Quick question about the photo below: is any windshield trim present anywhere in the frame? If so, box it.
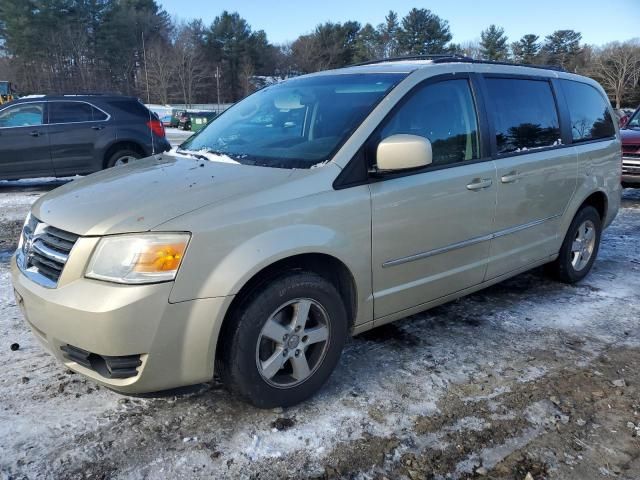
[178,72,409,169]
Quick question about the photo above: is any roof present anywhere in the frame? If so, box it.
[12,94,140,102]
[316,54,570,77]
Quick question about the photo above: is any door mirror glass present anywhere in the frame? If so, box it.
[376,134,432,171]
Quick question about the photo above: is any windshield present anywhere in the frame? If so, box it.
[179,73,407,168]
[625,108,640,129]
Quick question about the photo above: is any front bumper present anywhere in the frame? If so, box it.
[11,255,233,393]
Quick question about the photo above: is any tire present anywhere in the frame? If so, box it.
[546,205,602,284]
[105,149,142,168]
[218,271,348,408]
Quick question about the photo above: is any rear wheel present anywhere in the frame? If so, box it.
[105,149,142,168]
[547,205,602,284]
[218,271,348,408]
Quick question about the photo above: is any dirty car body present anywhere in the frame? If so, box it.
[11,59,621,407]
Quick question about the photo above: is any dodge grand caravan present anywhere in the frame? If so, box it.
[11,57,621,408]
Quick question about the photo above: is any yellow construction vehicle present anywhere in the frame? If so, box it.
[0,81,16,105]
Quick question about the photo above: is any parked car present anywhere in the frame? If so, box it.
[178,110,216,132]
[621,106,640,188]
[12,57,621,408]
[0,95,171,180]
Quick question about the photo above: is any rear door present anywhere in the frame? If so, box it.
[47,101,112,176]
[481,76,577,279]
[370,76,498,319]
[0,102,53,180]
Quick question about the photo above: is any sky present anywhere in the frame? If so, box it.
[159,0,639,46]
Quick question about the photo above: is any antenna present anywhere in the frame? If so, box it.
[141,31,155,154]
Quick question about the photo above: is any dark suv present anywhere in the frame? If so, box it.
[0,95,171,180]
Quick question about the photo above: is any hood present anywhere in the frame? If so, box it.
[32,153,297,236]
[621,128,640,145]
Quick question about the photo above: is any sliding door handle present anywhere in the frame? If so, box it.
[466,178,493,191]
[501,171,520,183]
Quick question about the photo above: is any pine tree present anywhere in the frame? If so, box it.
[480,24,508,61]
[398,8,452,55]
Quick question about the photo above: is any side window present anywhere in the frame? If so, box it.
[560,80,615,142]
[0,103,44,128]
[379,79,480,166]
[485,78,561,154]
[92,106,108,121]
[49,102,93,123]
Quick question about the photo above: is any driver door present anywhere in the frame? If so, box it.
[0,102,53,179]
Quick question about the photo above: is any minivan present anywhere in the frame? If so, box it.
[0,95,171,180]
[11,57,621,408]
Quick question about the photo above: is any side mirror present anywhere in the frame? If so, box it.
[376,134,432,172]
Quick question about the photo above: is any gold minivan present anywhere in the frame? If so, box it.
[12,57,621,407]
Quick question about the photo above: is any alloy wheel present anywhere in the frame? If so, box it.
[255,298,331,388]
[571,219,596,271]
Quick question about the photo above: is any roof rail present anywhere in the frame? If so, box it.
[44,93,109,97]
[352,54,470,66]
[351,54,566,72]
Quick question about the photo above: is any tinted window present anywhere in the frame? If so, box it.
[92,106,108,121]
[379,79,480,166]
[486,79,561,154]
[561,80,615,142]
[49,102,93,123]
[0,103,44,127]
[106,99,152,118]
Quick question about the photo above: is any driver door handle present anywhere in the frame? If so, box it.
[466,178,493,191]
[91,125,105,130]
[30,130,41,137]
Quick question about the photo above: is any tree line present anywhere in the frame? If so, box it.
[0,0,639,108]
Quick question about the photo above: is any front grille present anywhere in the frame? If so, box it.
[622,156,640,176]
[17,216,79,288]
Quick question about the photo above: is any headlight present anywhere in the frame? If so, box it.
[85,233,190,284]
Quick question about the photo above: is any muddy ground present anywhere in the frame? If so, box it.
[1,182,639,480]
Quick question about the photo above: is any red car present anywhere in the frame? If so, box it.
[621,107,640,187]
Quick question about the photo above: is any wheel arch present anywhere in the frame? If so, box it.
[579,190,608,221]
[214,252,358,364]
[102,140,147,168]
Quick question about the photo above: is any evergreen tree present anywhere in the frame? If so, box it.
[398,8,452,55]
[541,30,583,69]
[511,34,540,64]
[480,24,508,61]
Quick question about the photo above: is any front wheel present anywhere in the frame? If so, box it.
[218,272,348,408]
[547,205,602,284]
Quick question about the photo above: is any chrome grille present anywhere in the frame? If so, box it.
[17,216,79,288]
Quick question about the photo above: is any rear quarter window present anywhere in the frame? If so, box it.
[560,80,615,142]
[104,99,154,120]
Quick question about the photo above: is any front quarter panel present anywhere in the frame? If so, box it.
[163,164,373,326]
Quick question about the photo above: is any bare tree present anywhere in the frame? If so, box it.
[460,40,482,60]
[173,22,208,107]
[146,40,175,104]
[239,56,255,97]
[591,40,640,108]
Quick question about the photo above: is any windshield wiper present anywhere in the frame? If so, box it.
[176,148,240,165]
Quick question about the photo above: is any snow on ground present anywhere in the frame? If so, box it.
[0,183,639,479]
